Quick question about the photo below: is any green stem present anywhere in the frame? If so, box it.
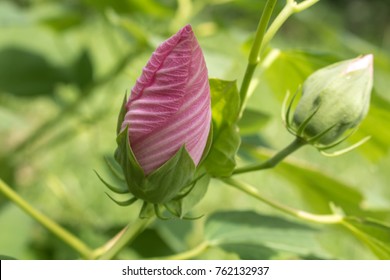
[156,241,210,260]
[261,0,320,54]
[96,216,154,260]
[239,0,319,115]
[239,0,277,114]
[233,137,306,175]
[222,177,343,224]
[248,0,278,65]
[0,178,93,259]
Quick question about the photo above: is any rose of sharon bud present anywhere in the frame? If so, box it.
[291,54,373,146]
[114,25,211,206]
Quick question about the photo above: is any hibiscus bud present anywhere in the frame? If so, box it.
[114,25,211,208]
[122,24,210,174]
[289,54,373,147]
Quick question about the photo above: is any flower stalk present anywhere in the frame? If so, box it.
[239,0,320,115]
[239,0,277,115]
[96,216,155,260]
[0,178,93,259]
[223,177,344,224]
[233,137,306,175]
[261,0,320,54]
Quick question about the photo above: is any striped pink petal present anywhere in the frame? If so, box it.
[121,25,211,175]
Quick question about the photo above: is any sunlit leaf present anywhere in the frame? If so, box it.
[342,217,390,260]
[204,79,241,177]
[205,124,240,177]
[205,210,328,259]
[263,50,339,101]
[350,92,390,161]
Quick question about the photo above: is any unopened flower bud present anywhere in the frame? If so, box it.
[289,54,373,147]
[112,25,211,211]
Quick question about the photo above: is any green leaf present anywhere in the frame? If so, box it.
[241,145,365,215]
[131,228,175,258]
[154,219,194,253]
[40,12,83,32]
[216,244,276,260]
[204,79,241,177]
[238,109,271,135]
[209,79,240,127]
[264,50,339,101]
[277,162,364,215]
[205,210,328,259]
[0,47,68,97]
[0,255,17,260]
[204,124,241,177]
[350,92,390,161]
[71,49,94,90]
[342,217,390,260]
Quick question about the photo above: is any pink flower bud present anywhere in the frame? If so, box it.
[121,25,211,175]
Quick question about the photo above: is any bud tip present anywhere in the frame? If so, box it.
[345,54,373,75]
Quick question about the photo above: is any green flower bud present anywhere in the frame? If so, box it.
[289,54,373,147]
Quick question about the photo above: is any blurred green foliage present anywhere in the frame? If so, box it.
[0,0,389,259]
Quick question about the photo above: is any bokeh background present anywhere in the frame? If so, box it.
[0,0,389,259]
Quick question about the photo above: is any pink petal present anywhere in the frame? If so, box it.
[344,54,373,77]
[122,25,211,175]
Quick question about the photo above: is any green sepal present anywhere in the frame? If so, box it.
[114,92,208,211]
[153,204,170,220]
[165,168,210,218]
[105,193,138,206]
[116,93,128,135]
[115,126,145,199]
[144,145,196,204]
[164,203,204,220]
[139,202,154,219]
[115,125,197,204]
[94,169,129,194]
[104,156,125,181]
